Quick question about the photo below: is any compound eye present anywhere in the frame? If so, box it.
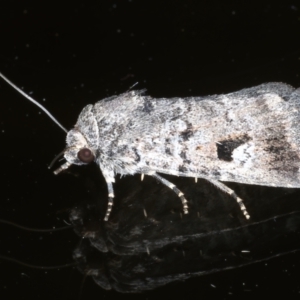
[77,148,95,163]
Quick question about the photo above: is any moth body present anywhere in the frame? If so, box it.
[1,71,299,221]
[62,83,300,220]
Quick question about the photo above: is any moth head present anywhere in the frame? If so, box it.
[0,73,98,175]
[52,129,96,174]
[53,104,99,174]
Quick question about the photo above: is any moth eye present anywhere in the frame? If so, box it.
[77,148,95,163]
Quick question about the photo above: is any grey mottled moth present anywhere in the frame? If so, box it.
[2,72,300,221]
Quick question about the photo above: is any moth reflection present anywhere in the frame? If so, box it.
[69,168,300,293]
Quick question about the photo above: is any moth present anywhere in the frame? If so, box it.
[2,72,300,221]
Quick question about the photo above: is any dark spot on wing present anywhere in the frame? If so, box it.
[162,162,170,169]
[212,169,221,177]
[165,147,172,155]
[180,150,191,165]
[281,96,290,102]
[142,98,154,113]
[180,151,187,159]
[216,134,251,162]
[264,132,300,174]
[132,147,141,162]
[180,122,194,141]
[198,166,209,176]
[178,165,188,173]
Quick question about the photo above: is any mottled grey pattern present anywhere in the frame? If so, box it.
[62,83,300,220]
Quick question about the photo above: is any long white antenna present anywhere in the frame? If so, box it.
[0,72,68,133]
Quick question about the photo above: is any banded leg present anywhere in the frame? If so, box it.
[104,181,115,221]
[152,173,189,214]
[202,177,250,219]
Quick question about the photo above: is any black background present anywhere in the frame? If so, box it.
[1,1,300,299]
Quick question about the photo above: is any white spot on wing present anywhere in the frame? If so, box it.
[232,142,255,168]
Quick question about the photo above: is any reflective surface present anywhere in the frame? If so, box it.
[1,1,300,299]
[72,169,300,292]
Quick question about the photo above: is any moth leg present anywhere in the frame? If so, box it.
[203,177,250,219]
[152,173,189,214]
[104,181,114,221]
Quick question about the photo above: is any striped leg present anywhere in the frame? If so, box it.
[104,181,114,221]
[152,173,189,214]
[202,177,250,219]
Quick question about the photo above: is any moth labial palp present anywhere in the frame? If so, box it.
[2,71,300,222]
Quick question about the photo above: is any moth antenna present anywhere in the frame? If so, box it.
[0,72,68,133]
[0,219,73,232]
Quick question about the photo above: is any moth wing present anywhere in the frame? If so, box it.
[125,83,300,187]
[93,85,300,188]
